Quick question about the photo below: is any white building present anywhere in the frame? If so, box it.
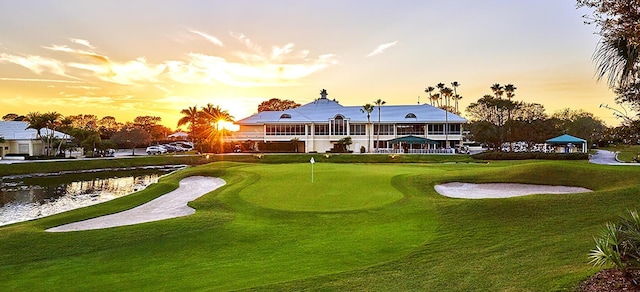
[0,121,71,158]
[232,90,467,153]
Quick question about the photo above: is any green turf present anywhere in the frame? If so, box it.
[1,160,638,291]
[605,145,640,162]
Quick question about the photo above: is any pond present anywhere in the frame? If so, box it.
[0,165,185,226]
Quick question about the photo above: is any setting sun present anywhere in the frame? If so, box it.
[218,120,239,132]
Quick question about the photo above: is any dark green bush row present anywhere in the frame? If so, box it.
[471,151,588,160]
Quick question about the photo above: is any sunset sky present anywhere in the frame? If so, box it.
[0,1,622,129]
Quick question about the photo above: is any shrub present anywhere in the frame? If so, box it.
[590,210,640,283]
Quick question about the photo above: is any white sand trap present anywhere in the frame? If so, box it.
[47,176,226,232]
[434,182,592,199]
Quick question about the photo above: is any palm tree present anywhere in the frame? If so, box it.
[360,103,375,153]
[431,93,441,107]
[503,84,517,152]
[491,83,504,99]
[451,81,460,101]
[452,94,463,114]
[177,106,200,133]
[26,111,61,156]
[593,37,639,88]
[504,84,517,100]
[374,99,386,152]
[424,86,435,106]
[201,103,234,131]
[440,87,454,149]
[198,103,234,153]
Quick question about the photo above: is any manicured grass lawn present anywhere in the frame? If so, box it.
[1,159,638,291]
[606,145,640,162]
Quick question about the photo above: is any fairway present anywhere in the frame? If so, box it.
[1,160,640,291]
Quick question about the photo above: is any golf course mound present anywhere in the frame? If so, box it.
[434,182,592,199]
[239,163,404,212]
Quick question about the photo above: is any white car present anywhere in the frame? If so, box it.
[146,145,167,155]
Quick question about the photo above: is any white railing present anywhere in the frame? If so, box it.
[374,148,455,154]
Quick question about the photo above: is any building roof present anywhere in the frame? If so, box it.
[545,134,587,144]
[0,121,70,140]
[236,92,467,125]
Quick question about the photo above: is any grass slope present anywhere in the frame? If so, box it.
[1,160,639,291]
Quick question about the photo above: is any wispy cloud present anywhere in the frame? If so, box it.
[70,38,96,49]
[366,41,398,57]
[44,45,110,63]
[190,30,224,47]
[1,31,337,88]
[0,53,71,77]
[0,77,81,83]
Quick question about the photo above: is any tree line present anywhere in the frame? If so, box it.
[2,112,172,157]
[465,83,609,150]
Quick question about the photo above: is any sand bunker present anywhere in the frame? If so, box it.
[434,182,591,199]
[47,176,225,232]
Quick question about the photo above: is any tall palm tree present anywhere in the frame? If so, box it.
[177,106,200,133]
[490,83,504,99]
[451,81,460,101]
[431,93,441,107]
[440,88,454,149]
[360,103,375,153]
[504,84,517,100]
[424,86,435,106]
[374,99,386,152]
[503,84,517,152]
[201,103,234,131]
[453,94,463,113]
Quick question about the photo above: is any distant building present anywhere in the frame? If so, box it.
[231,90,467,153]
[0,121,71,158]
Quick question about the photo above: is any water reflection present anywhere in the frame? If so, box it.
[0,167,182,226]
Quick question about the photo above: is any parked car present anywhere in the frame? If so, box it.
[162,144,180,152]
[146,145,167,155]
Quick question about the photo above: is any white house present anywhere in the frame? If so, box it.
[231,90,467,153]
[0,121,71,158]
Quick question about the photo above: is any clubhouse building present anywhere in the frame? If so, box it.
[232,90,467,153]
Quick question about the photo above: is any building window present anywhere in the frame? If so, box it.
[280,114,291,119]
[331,115,347,135]
[349,124,366,135]
[427,124,461,135]
[374,124,394,135]
[265,124,305,135]
[447,124,461,134]
[428,124,444,135]
[314,124,329,135]
[405,113,417,119]
[396,124,424,135]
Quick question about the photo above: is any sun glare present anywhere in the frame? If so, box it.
[218,120,240,131]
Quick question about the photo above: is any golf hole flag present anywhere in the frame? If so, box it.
[310,157,315,182]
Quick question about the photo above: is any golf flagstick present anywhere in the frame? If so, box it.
[310,157,315,183]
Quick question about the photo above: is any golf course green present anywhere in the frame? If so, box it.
[1,158,639,291]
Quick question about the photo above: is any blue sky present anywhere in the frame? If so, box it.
[0,0,618,128]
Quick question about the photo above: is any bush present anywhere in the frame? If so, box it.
[471,151,588,160]
[590,210,640,283]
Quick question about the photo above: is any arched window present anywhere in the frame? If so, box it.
[331,114,347,135]
[280,114,291,119]
[405,113,417,119]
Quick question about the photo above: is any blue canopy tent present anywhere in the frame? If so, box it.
[545,134,587,153]
[388,135,438,145]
